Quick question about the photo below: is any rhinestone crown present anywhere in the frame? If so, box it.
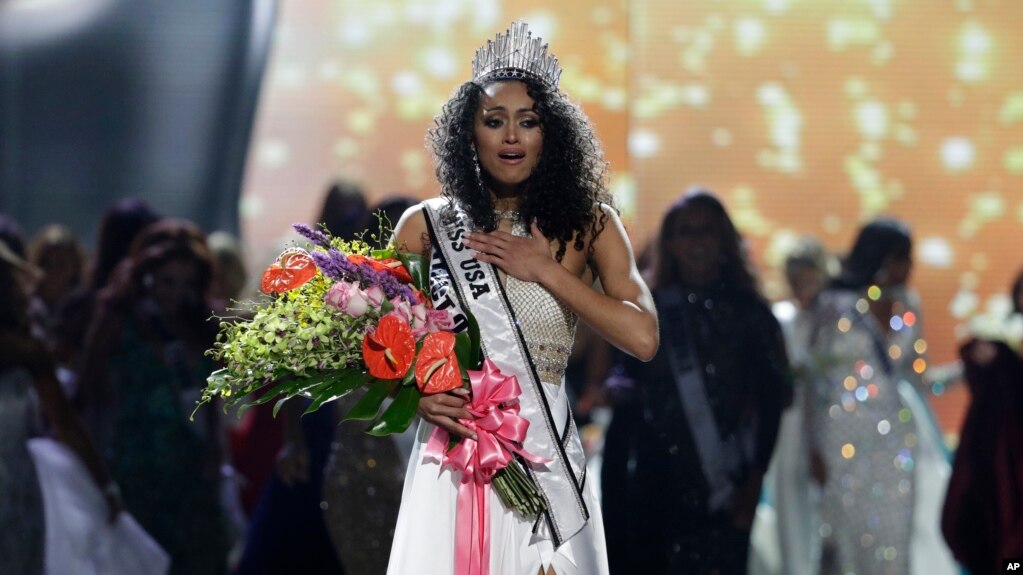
[471,21,562,90]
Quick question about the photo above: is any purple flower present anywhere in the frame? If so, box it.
[310,246,418,304]
[356,262,417,303]
[293,223,332,249]
[311,249,359,281]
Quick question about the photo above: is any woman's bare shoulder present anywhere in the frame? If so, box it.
[393,202,430,257]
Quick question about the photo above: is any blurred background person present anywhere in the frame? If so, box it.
[0,215,28,260]
[751,237,833,575]
[26,224,86,341]
[942,268,1023,575]
[318,179,369,238]
[0,238,121,575]
[804,218,956,575]
[207,230,251,303]
[602,189,790,574]
[78,219,229,575]
[55,198,161,404]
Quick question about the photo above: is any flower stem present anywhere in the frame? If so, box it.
[492,461,546,519]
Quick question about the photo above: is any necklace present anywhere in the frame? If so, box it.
[493,209,521,222]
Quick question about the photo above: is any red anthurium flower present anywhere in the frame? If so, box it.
[348,254,413,284]
[362,315,416,379]
[414,332,462,394]
[261,248,318,294]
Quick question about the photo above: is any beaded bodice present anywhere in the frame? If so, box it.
[502,219,577,386]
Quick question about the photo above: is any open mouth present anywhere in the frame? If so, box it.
[499,151,525,160]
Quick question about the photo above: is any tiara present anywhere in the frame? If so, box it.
[471,21,562,90]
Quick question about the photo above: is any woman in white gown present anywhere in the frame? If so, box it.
[386,21,658,575]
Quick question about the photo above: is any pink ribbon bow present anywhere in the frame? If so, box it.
[424,359,549,575]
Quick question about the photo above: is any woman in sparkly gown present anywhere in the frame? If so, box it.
[385,22,658,575]
[805,219,955,575]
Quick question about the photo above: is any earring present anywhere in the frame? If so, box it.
[471,145,485,196]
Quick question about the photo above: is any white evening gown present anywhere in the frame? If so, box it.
[387,260,609,575]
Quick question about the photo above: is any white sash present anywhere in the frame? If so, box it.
[422,198,589,546]
[659,287,754,513]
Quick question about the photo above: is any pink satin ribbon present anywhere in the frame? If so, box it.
[424,359,549,575]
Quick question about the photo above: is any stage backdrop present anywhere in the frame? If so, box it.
[241,0,1023,434]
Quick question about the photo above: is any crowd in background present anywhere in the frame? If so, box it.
[1,182,1021,575]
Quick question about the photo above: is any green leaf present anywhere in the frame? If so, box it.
[465,310,482,368]
[396,253,428,292]
[343,378,396,421]
[269,374,332,417]
[454,331,473,370]
[365,385,420,436]
[233,375,307,417]
[371,248,395,260]
[304,370,370,415]
[272,394,292,417]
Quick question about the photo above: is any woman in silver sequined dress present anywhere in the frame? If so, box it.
[384,22,658,575]
[805,219,956,575]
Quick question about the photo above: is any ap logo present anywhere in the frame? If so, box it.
[1008,562,1022,571]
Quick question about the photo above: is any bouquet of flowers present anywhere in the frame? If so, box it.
[198,223,474,435]
[198,223,545,519]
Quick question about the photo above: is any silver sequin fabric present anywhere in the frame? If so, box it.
[502,220,577,386]
[805,289,928,575]
[322,394,405,574]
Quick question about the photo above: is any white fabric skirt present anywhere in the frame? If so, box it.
[387,420,609,575]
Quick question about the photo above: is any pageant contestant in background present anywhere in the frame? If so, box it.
[78,220,229,575]
[942,268,1023,575]
[601,190,790,574]
[804,218,956,575]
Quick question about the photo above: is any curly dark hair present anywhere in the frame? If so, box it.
[427,77,613,262]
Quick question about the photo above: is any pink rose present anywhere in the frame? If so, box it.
[425,309,455,334]
[389,296,412,322]
[325,281,386,317]
[408,303,430,337]
[387,297,430,338]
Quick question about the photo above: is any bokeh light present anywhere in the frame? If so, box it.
[240,1,1023,433]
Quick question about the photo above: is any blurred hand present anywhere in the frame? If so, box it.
[276,441,310,486]
[417,390,476,440]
